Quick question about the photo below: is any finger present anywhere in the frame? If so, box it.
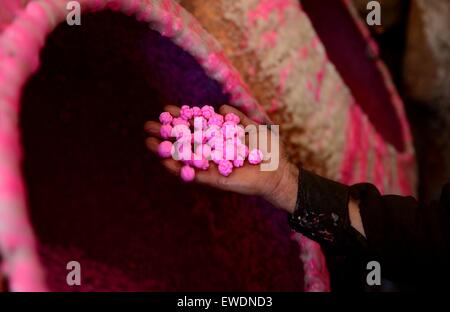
[161,158,182,176]
[144,121,161,136]
[164,105,181,117]
[145,137,161,154]
[219,104,259,127]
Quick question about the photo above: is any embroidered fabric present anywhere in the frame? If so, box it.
[288,169,367,254]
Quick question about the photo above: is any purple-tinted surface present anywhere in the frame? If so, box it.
[19,12,304,291]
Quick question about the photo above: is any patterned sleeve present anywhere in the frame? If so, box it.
[288,169,367,255]
[288,168,450,287]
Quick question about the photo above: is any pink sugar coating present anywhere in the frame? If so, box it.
[192,130,204,145]
[195,144,212,159]
[218,160,233,177]
[174,142,193,162]
[192,106,202,117]
[158,141,173,158]
[204,125,221,140]
[248,149,263,165]
[159,111,173,125]
[211,149,224,165]
[224,141,238,160]
[158,106,260,179]
[192,157,209,170]
[160,124,173,139]
[207,137,218,149]
[180,105,193,120]
[208,113,224,127]
[225,113,240,124]
[233,158,244,168]
[193,116,207,130]
[172,124,191,140]
[237,144,249,158]
[201,105,215,119]
[180,165,196,182]
[172,117,190,127]
[222,121,237,138]
[236,125,245,138]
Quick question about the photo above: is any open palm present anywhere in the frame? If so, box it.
[145,104,298,213]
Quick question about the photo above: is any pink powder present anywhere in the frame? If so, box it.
[374,133,387,194]
[279,62,293,94]
[298,45,309,60]
[261,30,278,48]
[340,104,362,184]
[247,0,292,26]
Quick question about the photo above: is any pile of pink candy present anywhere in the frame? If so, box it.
[157,105,263,182]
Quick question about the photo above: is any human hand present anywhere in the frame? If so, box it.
[145,105,299,213]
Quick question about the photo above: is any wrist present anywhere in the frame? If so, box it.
[263,162,299,214]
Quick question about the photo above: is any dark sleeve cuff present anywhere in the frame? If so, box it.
[288,169,366,253]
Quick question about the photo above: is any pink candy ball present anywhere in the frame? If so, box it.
[173,142,192,162]
[192,132,204,145]
[237,144,249,158]
[204,125,221,140]
[218,160,233,177]
[211,149,224,165]
[208,113,224,127]
[180,165,196,182]
[158,141,173,158]
[201,105,215,119]
[224,141,238,160]
[172,117,190,127]
[248,149,263,165]
[233,158,244,168]
[160,124,173,139]
[222,121,237,138]
[193,116,207,130]
[192,106,202,117]
[156,106,265,182]
[196,144,212,159]
[235,125,245,138]
[225,112,240,124]
[180,105,193,120]
[192,157,209,170]
[207,137,218,149]
[159,112,173,125]
[172,125,191,142]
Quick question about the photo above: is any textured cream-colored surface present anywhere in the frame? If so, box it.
[181,0,354,179]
